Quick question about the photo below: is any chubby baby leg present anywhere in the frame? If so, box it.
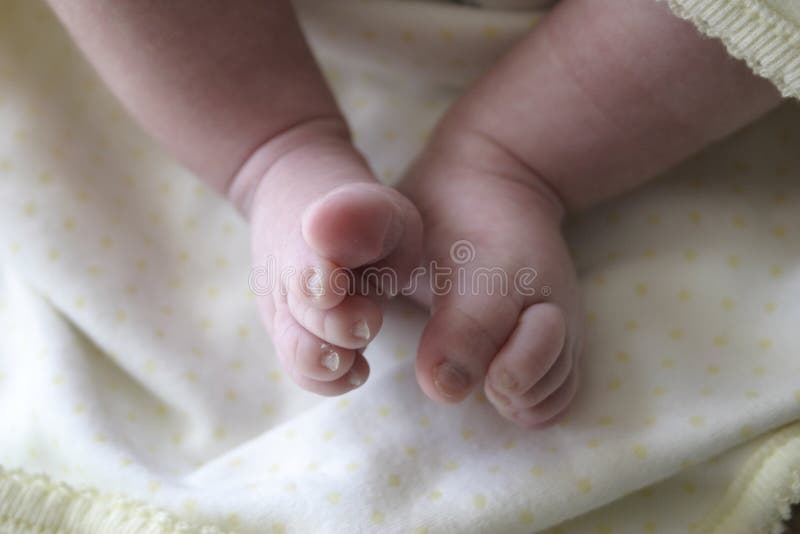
[401,0,780,426]
[46,0,423,395]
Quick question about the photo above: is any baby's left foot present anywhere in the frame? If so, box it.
[400,129,584,428]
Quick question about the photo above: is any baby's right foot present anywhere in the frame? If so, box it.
[239,120,423,395]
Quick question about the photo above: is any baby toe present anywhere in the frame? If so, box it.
[289,352,370,397]
[509,369,579,429]
[486,302,566,399]
[287,291,382,349]
[272,304,357,383]
[302,182,422,274]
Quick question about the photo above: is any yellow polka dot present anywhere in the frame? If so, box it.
[646,213,661,225]
[327,492,341,504]
[393,346,410,360]
[745,391,760,399]
[731,215,746,228]
[643,417,657,427]
[577,478,593,494]
[713,335,728,347]
[148,480,161,492]
[706,364,720,375]
[337,398,351,409]
[684,249,697,262]
[593,275,606,286]
[688,211,702,224]
[677,289,692,302]
[429,491,443,500]
[652,386,667,397]
[23,201,37,217]
[635,283,648,296]
[752,367,766,376]
[414,528,429,534]
[661,358,674,369]
[499,439,516,450]
[759,338,773,350]
[771,225,787,238]
[439,28,454,41]
[401,30,415,43]
[271,524,286,534]
[378,406,390,417]
[405,447,417,458]
[700,386,713,396]
[727,255,740,269]
[530,466,544,477]
[346,462,359,472]
[644,522,658,533]
[461,428,474,441]
[387,474,400,487]
[764,302,777,314]
[607,377,622,391]
[473,494,487,510]
[689,416,705,428]
[624,320,638,331]
[770,265,784,278]
[632,444,648,459]
[597,416,614,426]
[519,509,535,525]
[419,417,430,427]
[444,460,459,471]
[720,297,735,310]
[322,430,335,441]
[669,328,683,340]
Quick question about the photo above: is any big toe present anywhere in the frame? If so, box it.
[416,292,522,404]
[302,183,422,275]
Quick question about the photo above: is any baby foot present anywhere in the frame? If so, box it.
[240,120,422,395]
[400,128,584,427]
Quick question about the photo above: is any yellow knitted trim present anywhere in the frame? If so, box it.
[663,0,800,99]
[0,466,229,534]
[691,421,800,534]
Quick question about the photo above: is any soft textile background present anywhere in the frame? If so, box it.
[1,0,800,532]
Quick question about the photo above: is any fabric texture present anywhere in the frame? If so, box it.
[1,0,800,532]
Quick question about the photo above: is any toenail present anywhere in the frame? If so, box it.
[305,269,324,299]
[434,362,471,400]
[497,370,518,392]
[348,371,363,387]
[487,385,512,407]
[352,320,371,341]
[320,344,340,372]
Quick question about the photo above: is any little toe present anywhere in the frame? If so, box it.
[290,351,370,396]
[486,302,566,399]
[287,291,382,349]
[509,369,580,429]
[272,305,357,383]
